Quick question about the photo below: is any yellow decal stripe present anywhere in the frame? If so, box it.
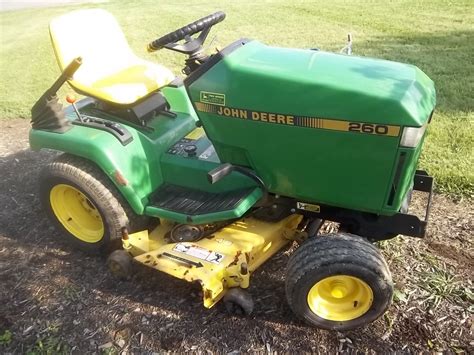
[195,102,219,113]
[185,127,205,140]
[194,102,401,137]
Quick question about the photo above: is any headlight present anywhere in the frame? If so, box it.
[400,123,428,148]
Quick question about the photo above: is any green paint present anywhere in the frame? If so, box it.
[30,40,435,222]
[29,85,259,222]
[145,187,262,224]
[30,86,198,214]
[188,41,436,214]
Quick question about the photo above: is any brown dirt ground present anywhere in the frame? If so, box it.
[0,118,473,353]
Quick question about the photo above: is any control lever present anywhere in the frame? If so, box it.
[207,163,234,184]
[207,163,269,204]
[66,94,83,122]
[208,163,266,188]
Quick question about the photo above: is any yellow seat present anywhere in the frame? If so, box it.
[49,9,175,105]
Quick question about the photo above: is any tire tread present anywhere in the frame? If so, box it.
[285,233,393,330]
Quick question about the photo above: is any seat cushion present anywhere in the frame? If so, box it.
[70,61,174,105]
[49,9,175,105]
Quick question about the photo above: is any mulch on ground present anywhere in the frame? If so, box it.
[0,119,472,353]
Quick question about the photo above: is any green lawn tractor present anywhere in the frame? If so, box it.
[30,9,435,330]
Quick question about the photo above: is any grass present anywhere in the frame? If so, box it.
[27,336,69,355]
[0,330,12,345]
[26,321,69,355]
[0,0,473,196]
[417,252,473,310]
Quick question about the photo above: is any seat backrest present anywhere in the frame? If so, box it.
[49,9,139,86]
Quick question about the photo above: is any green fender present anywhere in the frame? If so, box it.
[30,87,198,215]
[30,124,158,214]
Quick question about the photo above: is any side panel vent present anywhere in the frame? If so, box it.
[387,152,406,206]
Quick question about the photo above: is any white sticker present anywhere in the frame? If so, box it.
[205,251,225,264]
[198,146,216,160]
[215,238,233,246]
[173,243,224,264]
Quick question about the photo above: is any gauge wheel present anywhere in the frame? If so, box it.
[223,288,254,316]
[285,233,393,331]
[107,250,133,280]
[39,154,147,254]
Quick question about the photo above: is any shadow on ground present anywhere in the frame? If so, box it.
[1,31,473,348]
[0,147,398,352]
[1,143,472,352]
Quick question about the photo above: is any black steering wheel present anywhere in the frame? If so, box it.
[147,11,226,54]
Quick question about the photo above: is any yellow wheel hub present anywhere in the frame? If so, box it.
[50,184,104,243]
[307,275,373,321]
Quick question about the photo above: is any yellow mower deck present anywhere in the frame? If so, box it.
[124,215,303,308]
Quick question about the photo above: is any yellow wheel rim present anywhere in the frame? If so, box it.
[307,275,373,321]
[50,184,104,243]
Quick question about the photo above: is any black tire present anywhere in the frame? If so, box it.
[39,154,148,254]
[223,288,254,316]
[285,233,393,331]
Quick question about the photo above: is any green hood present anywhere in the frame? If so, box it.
[198,40,436,126]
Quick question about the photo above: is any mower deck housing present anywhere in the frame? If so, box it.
[125,215,303,308]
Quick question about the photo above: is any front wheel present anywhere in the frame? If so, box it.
[285,233,393,331]
[40,154,147,254]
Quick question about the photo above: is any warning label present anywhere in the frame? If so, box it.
[198,145,216,161]
[296,202,321,213]
[173,243,225,264]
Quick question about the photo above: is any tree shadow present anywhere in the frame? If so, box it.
[0,148,400,352]
[6,28,471,347]
[0,148,59,242]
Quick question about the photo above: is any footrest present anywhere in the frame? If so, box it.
[145,184,262,224]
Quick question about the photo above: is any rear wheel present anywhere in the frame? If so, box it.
[40,154,147,254]
[285,233,393,330]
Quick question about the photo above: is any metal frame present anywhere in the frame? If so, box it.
[294,170,434,240]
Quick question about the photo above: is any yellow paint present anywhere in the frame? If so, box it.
[307,275,373,321]
[297,202,320,212]
[185,127,205,140]
[212,105,295,125]
[195,102,215,113]
[49,9,174,105]
[50,184,104,243]
[128,215,303,308]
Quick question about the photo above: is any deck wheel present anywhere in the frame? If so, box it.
[107,250,133,280]
[223,288,254,316]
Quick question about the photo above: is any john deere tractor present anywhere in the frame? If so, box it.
[30,9,435,330]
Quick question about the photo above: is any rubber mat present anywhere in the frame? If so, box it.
[149,184,255,216]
